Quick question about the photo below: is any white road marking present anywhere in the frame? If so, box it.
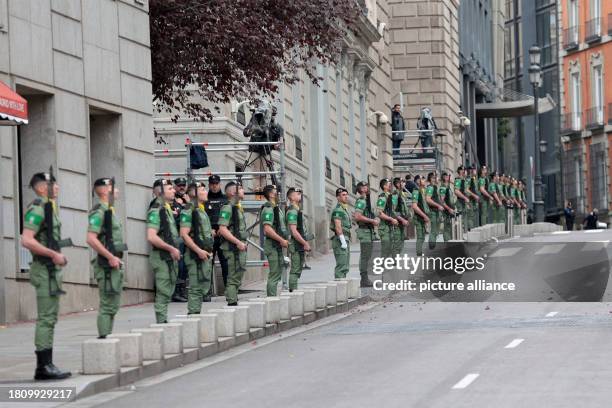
[545,311,558,317]
[552,231,570,234]
[489,247,522,258]
[452,373,480,389]
[581,241,610,251]
[534,244,565,255]
[584,229,603,233]
[504,338,524,349]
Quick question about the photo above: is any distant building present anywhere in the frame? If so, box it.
[559,0,611,222]
[503,0,563,220]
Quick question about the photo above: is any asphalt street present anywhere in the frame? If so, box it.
[54,229,612,408]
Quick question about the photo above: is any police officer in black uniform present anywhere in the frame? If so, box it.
[171,177,189,302]
[205,174,229,298]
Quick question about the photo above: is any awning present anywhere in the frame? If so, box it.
[0,81,28,125]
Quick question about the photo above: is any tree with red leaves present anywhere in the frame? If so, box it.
[150,0,361,121]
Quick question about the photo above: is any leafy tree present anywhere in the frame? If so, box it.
[150,0,361,121]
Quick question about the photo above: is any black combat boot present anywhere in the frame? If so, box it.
[360,276,373,288]
[34,349,71,380]
[171,281,187,302]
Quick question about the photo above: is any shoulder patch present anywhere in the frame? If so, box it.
[355,199,365,210]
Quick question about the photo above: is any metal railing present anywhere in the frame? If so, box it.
[609,103,612,125]
[391,130,442,174]
[562,26,579,50]
[560,111,581,134]
[608,13,612,36]
[585,18,602,42]
[585,106,605,129]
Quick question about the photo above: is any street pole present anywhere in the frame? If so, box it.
[533,83,544,222]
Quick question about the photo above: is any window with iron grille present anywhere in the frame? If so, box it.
[325,157,332,179]
[589,143,608,211]
[295,136,303,161]
[339,167,345,187]
[563,146,584,215]
[236,105,246,125]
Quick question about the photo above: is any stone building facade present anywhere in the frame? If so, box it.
[0,0,154,324]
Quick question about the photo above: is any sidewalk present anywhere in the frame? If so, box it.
[0,251,364,386]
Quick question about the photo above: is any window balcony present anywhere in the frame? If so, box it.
[609,103,612,125]
[609,13,612,36]
[585,18,602,43]
[585,106,605,130]
[562,26,579,51]
[560,111,581,135]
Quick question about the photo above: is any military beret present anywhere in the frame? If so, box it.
[153,179,172,189]
[174,177,187,186]
[286,187,303,197]
[93,178,113,188]
[335,187,348,196]
[208,174,221,184]
[379,178,390,189]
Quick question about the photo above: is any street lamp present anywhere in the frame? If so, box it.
[529,45,545,222]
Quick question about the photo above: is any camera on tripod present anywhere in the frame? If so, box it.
[243,101,283,154]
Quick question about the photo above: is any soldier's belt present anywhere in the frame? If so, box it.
[357,222,373,229]
[57,238,73,248]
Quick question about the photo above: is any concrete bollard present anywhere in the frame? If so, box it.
[303,286,327,308]
[252,297,280,324]
[208,309,236,337]
[224,305,250,333]
[300,289,316,312]
[281,291,304,316]
[240,302,266,328]
[347,279,360,299]
[150,323,184,354]
[323,283,338,306]
[333,280,348,302]
[175,314,218,344]
[466,230,482,242]
[108,333,143,367]
[278,296,291,320]
[131,328,164,360]
[169,318,201,349]
[82,338,121,374]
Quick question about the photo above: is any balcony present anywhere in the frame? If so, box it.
[562,26,579,51]
[560,111,581,135]
[609,103,612,125]
[585,106,605,130]
[585,18,602,43]
[609,13,612,36]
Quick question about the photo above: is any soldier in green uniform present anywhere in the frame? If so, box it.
[478,165,494,226]
[509,178,521,225]
[260,185,289,296]
[286,187,312,291]
[218,182,247,305]
[86,178,126,339]
[467,165,481,228]
[438,172,456,241]
[179,182,214,314]
[454,166,470,234]
[21,171,72,380]
[411,175,431,256]
[488,172,504,223]
[375,179,399,260]
[392,178,411,256]
[518,179,528,223]
[147,179,181,323]
[425,172,445,247]
[353,181,378,287]
[330,188,352,279]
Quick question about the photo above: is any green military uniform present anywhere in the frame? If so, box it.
[24,198,64,351]
[454,177,469,232]
[219,201,247,304]
[510,187,520,225]
[180,202,214,314]
[88,202,124,337]
[412,188,430,255]
[425,184,442,247]
[261,201,287,296]
[147,198,180,323]
[392,189,411,255]
[354,195,375,283]
[439,184,455,241]
[467,176,479,228]
[330,203,351,278]
[478,176,490,226]
[488,182,503,223]
[286,204,309,290]
[376,192,397,259]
